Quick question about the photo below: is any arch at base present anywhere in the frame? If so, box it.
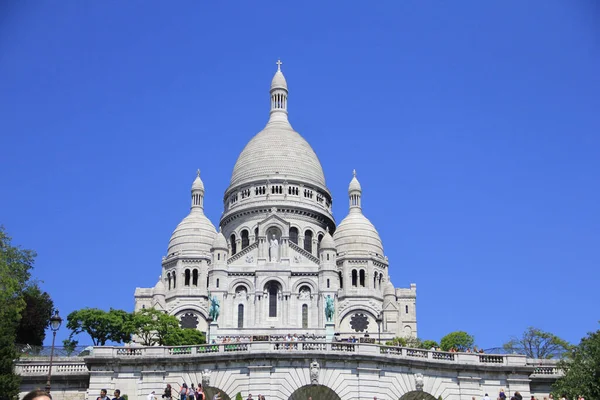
[203,387,231,400]
[399,391,438,400]
[288,384,340,400]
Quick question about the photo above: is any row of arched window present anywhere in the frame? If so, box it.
[226,184,331,211]
[350,269,384,289]
[166,269,204,290]
[229,227,325,256]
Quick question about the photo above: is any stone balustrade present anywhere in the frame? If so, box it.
[88,342,547,368]
[15,358,89,377]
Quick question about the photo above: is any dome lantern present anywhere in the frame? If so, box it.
[191,169,205,210]
[269,59,289,123]
[348,169,362,211]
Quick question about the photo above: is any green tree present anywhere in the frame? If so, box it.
[0,227,37,400]
[440,331,475,352]
[385,337,407,346]
[132,308,180,346]
[15,282,54,346]
[552,327,600,399]
[421,340,439,350]
[164,328,206,346]
[66,308,133,345]
[503,327,571,359]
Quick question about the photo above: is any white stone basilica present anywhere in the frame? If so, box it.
[134,63,417,341]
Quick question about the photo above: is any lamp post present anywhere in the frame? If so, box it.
[45,310,63,394]
[376,313,383,344]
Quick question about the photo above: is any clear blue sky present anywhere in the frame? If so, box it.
[1,1,598,349]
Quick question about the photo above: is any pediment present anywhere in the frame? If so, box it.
[257,212,290,237]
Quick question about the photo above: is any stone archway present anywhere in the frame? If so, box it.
[203,387,231,400]
[399,391,438,400]
[288,384,340,400]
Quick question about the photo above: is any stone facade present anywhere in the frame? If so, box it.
[134,63,416,341]
[16,345,560,400]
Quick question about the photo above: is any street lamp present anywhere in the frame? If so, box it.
[375,313,383,344]
[45,310,63,394]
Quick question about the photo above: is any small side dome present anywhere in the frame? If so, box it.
[333,212,384,257]
[319,230,336,251]
[384,281,395,296]
[167,210,217,256]
[153,276,166,296]
[212,230,228,250]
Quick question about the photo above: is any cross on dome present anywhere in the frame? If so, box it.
[276,59,283,71]
[197,169,201,177]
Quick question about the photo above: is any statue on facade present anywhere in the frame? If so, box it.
[310,360,320,385]
[269,234,279,262]
[202,369,211,388]
[415,373,424,391]
[325,295,335,322]
[209,296,220,322]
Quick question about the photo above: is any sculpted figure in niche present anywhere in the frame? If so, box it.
[269,234,279,262]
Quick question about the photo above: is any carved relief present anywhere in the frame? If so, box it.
[310,360,320,385]
[415,373,424,391]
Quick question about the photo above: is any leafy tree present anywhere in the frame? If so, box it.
[66,308,133,345]
[63,338,79,356]
[421,340,440,350]
[236,393,243,400]
[163,328,206,346]
[0,227,37,400]
[503,327,571,359]
[552,327,600,399]
[440,331,475,352]
[15,282,54,346]
[385,337,407,346]
[132,308,180,346]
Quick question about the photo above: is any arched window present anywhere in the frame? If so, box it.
[359,270,366,287]
[238,304,244,328]
[206,276,209,288]
[304,230,313,253]
[173,274,176,288]
[192,270,198,286]
[185,269,191,286]
[241,229,249,249]
[352,270,358,287]
[230,234,237,255]
[254,227,258,242]
[327,279,330,288]
[373,272,377,289]
[216,278,220,288]
[379,274,382,289]
[338,271,343,289]
[302,304,308,329]
[317,234,323,254]
[267,281,279,317]
[167,273,171,290]
[405,305,409,314]
[289,227,298,245]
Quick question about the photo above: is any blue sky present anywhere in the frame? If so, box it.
[1,1,598,349]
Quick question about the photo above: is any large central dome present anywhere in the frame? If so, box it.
[230,123,327,188]
[229,63,327,190]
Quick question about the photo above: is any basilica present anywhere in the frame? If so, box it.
[134,63,417,342]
